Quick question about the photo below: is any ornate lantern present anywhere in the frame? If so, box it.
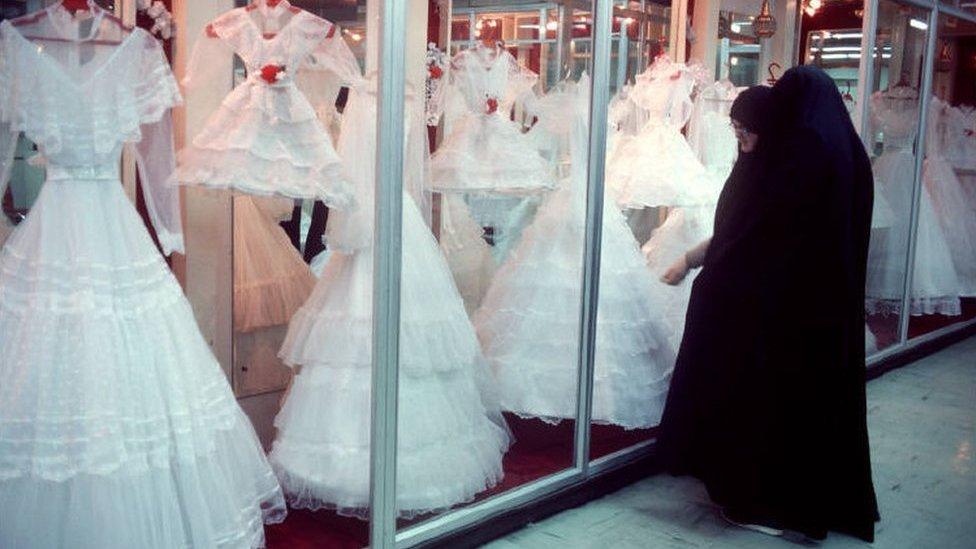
[754,0,777,39]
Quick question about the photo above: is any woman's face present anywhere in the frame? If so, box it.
[732,119,759,153]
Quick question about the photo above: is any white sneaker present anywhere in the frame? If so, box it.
[721,509,785,537]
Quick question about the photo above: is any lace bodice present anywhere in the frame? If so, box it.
[945,104,976,170]
[442,44,538,118]
[0,4,183,253]
[687,79,738,174]
[870,91,920,152]
[628,58,696,129]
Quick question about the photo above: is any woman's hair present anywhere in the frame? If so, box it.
[729,85,773,134]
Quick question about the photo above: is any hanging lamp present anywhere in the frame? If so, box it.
[754,0,777,38]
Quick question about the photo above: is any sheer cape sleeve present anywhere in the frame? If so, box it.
[302,21,362,86]
[505,52,540,122]
[133,32,184,255]
[296,21,362,130]
[183,10,241,91]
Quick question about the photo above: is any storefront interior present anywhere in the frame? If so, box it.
[1,0,974,547]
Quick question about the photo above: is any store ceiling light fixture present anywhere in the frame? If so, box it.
[909,18,928,30]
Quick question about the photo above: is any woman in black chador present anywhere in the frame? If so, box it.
[657,66,879,542]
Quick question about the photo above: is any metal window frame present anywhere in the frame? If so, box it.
[367,1,616,547]
[370,0,408,547]
[896,4,938,347]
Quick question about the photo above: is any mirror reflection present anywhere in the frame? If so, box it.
[718,0,763,85]
[800,0,867,115]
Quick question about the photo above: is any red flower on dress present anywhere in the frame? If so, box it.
[486,97,499,114]
[428,65,444,79]
[669,70,682,81]
[260,64,287,84]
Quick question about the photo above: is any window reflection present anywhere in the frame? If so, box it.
[909,14,976,338]
[863,0,933,352]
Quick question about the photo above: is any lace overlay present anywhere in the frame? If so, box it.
[430,44,554,195]
[474,78,676,428]
[606,60,720,208]
[273,79,510,519]
[178,2,360,206]
[0,7,285,547]
[866,91,962,316]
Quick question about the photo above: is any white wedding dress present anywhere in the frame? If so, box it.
[605,58,718,209]
[686,79,739,182]
[178,1,359,205]
[474,77,675,429]
[923,98,976,297]
[429,43,554,195]
[272,77,511,518]
[866,91,961,316]
[0,5,284,548]
[637,78,730,348]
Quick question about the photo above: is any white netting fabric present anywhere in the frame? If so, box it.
[178,2,359,206]
[273,80,511,519]
[0,6,285,547]
[474,76,676,429]
[430,44,555,195]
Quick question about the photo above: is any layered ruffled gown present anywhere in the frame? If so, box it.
[605,59,718,210]
[638,79,734,348]
[177,2,359,206]
[474,78,675,429]
[272,78,511,518]
[866,92,962,316]
[430,43,554,196]
[0,7,284,548]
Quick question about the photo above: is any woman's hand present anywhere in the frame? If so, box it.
[661,255,690,286]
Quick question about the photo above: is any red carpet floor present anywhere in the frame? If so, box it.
[868,297,976,349]
[266,414,654,548]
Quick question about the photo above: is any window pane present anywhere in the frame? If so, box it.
[908,14,976,339]
[863,0,932,352]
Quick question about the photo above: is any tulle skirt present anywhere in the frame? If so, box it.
[272,197,510,518]
[640,206,716,350]
[439,194,496,315]
[866,150,961,316]
[431,113,555,195]
[924,157,976,296]
[474,182,676,429]
[606,124,719,209]
[0,179,285,549]
[234,195,316,332]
